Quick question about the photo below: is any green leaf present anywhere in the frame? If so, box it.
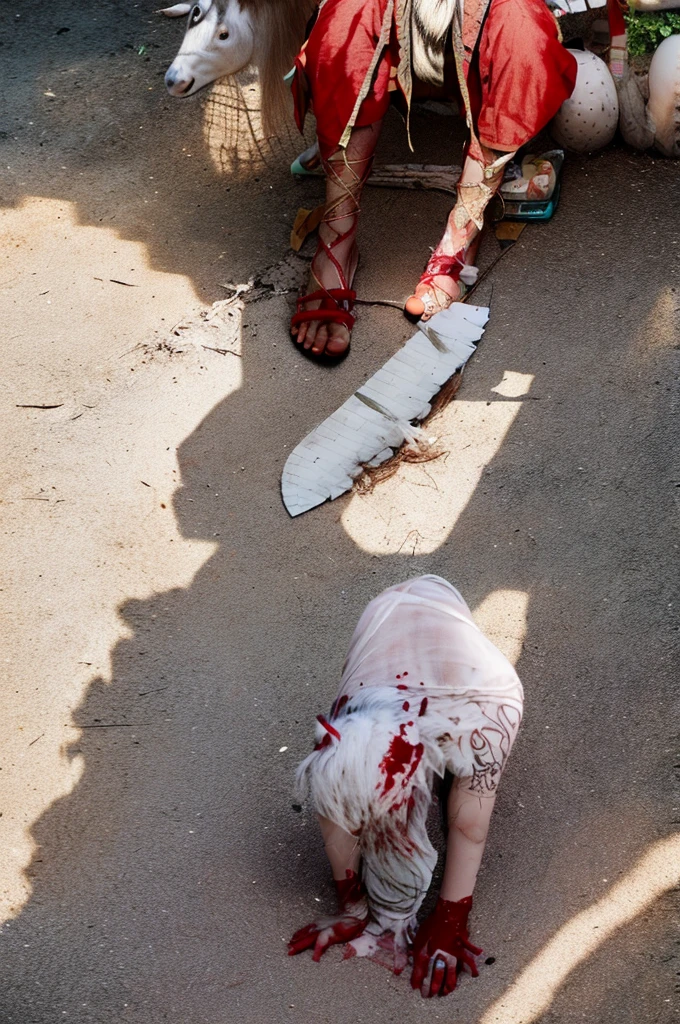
[624,10,680,54]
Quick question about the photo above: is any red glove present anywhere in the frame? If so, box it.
[288,871,368,962]
[410,895,482,997]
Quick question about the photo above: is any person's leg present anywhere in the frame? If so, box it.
[292,121,382,357]
[289,0,395,357]
[404,146,510,319]
[406,0,576,320]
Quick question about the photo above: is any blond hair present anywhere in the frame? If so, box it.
[245,0,317,134]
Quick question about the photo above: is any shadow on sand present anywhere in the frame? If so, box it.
[1,1,678,1021]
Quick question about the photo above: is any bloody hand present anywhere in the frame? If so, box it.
[288,871,368,962]
[410,895,482,998]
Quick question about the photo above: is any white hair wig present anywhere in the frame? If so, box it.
[295,686,454,959]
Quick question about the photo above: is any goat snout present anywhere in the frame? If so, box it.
[165,69,195,96]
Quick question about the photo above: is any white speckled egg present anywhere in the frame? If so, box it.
[647,34,680,158]
[551,49,619,153]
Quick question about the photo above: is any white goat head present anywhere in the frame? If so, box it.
[162,0,255,97]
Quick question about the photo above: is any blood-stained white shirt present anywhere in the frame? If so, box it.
[297,576,524,957]
[336,574,523,794]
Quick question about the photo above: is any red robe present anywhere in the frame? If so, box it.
[292,0,577,159]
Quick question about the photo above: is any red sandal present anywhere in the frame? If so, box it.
[405,243,478,321]
[291,285,355,349]
[291,143,375,363]
[290,222,357,364]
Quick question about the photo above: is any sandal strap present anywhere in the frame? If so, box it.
[293,286,356,330]
[296,287,356,310]
[419,247,467,289]
[291,307,355,330]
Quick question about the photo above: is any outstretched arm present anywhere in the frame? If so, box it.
[411,779,496,998]
[441,782,497,901]
[288,815,368,960]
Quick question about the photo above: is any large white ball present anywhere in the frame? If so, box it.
[647,34,680,158]
[551,49,619,153]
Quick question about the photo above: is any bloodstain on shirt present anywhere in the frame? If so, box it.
[379,724,424,795]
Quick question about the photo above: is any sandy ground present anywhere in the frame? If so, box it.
[1,2,679,1022]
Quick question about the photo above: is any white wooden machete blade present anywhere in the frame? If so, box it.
[281,303,490,517]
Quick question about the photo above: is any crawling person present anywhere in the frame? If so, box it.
[289,574,523,997]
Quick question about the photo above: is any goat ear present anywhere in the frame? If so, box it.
[158,3,192,16]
